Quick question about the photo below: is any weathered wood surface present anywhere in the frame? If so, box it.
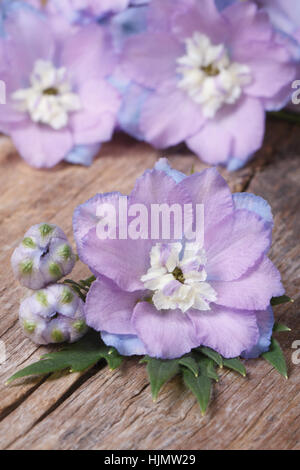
[0,119,299,450]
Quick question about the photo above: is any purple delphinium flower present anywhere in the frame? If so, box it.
[120,0,296,170]
[19,284,87,344]
[0,8,120,167]
[11,223,76,290]
[73,158,284,359]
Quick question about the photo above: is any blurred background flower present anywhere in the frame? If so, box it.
[0,6,120,167]
[0,0,299,169]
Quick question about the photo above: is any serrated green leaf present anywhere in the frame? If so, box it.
[271,295,293,306]
[262,338,288,379]
[223,357,246,377]
[273,322,291,333]
[6,332,122,384]
[198,347,223,367]
[142,356,180,401]
[178,356,199,377]
[183,368,212,415]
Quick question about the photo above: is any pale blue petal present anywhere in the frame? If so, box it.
[227,157,247,171]
[64,144,101,166]
[215,0,236,11]
[154,158,186,183]
[117,82,150,140]
[242,307,274,359]
[233,192,273,226]
[110,6,148,52]
[101,332,147,356]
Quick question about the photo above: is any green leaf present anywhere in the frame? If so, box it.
[223,357,246,377]
[268,111,300,126]
[183,369,212,415]
[178,356,199,377]
[6,332,122,384]
[271,295,293,306]
[262,338,288,379]
[205,359,219,382]
[273,322,291,333]
[141,356,180,401]
[198,347,223,367]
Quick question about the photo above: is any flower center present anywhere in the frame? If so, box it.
[172,266,185,284]
[43,87,59,96]
[141,242,217,314]
[176,32,252,118]
[11,60,82,130]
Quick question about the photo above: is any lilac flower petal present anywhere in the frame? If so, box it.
[147,0,189,32]
[233,193,273,227]
[11,122,73,168]
[172,0,228,43]
[70,79,121,145]
[211,256,284,310]
[238,43,296,99]
[177,168,234,233]
[257,0,300,41]
[132,301,199,359]
[188,305,259,359]
[101,332,147,356]
[242,307,274,359]
[129,168,191,211]
[74,190,152,292]
[221,2,273,45]
[85,277,142,334]
[206,209,272,281]
[187,97,265,165]
[61,25,117,84]
[79,170,191,291]
[121,32,183,89]
[3,7,55,79]
[73,191,124,251]
[139,83,206,148]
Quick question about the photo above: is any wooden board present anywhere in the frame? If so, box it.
[0,118,299,450]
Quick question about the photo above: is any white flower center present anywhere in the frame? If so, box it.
[141,242,217,314]
[176,32,252,118]
[12,60,81,130]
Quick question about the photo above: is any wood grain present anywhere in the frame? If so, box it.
[0,119,299,450]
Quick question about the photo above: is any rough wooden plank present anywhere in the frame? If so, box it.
[0,119,299,449]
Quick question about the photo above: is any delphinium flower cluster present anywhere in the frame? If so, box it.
[0,0,299,169]
[9,161,292,413]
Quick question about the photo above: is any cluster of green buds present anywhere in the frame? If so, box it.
[11,223,88,345]
[19,284,87,345]
[11,223,76,289]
